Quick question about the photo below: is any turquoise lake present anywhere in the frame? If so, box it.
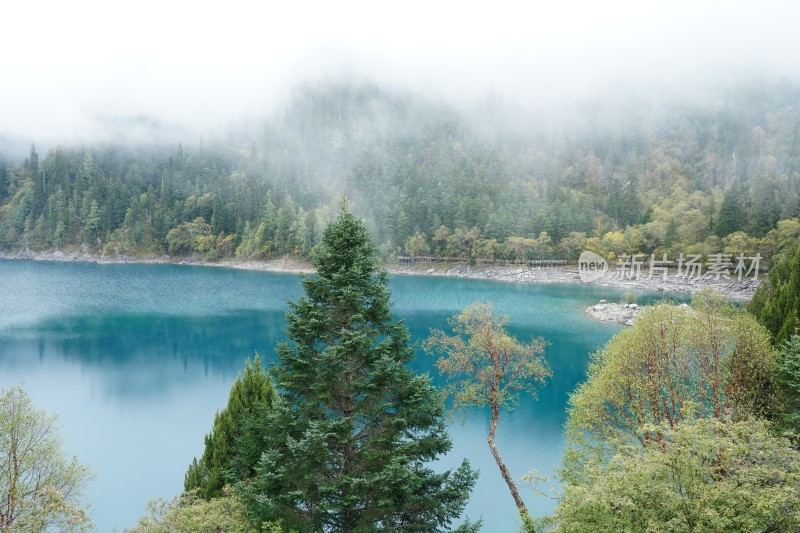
[0,259,688,531]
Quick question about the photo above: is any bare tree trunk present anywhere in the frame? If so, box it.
[488,400,535,532]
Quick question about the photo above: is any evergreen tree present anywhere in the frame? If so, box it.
[236,220,255,258]
[273,195,297,254]
[748,241,800,344]
[0,167,8,203]
[26,143,39,176]
[618,174,641,227]
[774,335,800,435]
[751,178,781,237]
[606,174,641,228]
[303,209,318,256]
[238,200,478,532]
[717,184,747,237]
[664,217,678,247]
[185,354,276,500]
[258,192,277,253]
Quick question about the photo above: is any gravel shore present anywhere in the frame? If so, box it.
[1,250,760,304]
[0,249,315,274]
[391,263,760,302]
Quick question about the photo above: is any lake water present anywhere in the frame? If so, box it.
[0,259,687,531]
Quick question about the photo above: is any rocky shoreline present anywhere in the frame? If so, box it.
[392,263,761,302]
[0,249,760,303]
[0,249,315,274]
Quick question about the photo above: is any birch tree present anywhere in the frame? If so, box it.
[0,386,93,532]
[425,302,550,532]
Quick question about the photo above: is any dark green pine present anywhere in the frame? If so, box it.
[749,241,800,345]
[185,354,277,499]
[239,199,478,532]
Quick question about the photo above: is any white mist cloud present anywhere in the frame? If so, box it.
[1,0,798,147]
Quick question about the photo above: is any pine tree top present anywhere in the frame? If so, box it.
[297,198,394,335]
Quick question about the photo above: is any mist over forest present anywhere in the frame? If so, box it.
[1,74,799,264]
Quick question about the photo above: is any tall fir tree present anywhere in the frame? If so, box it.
[751,178,781,237]
[238,200,478,532]
[717,184,747,237]
[748,241,800,344]
[773,335,800,434]
[185,354,276,499]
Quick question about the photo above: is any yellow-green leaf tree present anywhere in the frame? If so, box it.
[551,418,800,532]
[564,291,776,470]
[0,385,94,532]
[424,302,550,532]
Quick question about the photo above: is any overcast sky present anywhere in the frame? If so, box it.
[2,0,798,146]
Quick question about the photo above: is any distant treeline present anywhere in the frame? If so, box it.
[1,79,799,263]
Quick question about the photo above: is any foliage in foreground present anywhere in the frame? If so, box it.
[546,417,800,532]
[236,201,478,532]
[425,302,550,531]
[0,385,94,533]
[185,354,277,499]
[543,293,792,531]
[126,488,264,533]
[565,292,776,460]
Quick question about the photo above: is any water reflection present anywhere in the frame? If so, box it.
[0,310,288,402]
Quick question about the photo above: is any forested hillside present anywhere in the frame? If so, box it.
[1,78,799,263]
